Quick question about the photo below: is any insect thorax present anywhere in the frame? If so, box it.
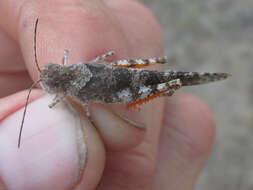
[39,63,93,95]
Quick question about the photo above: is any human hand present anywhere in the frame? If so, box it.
[0,0,215,189]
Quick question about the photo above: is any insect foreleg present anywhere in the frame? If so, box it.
[63,50,69,66]
[48,94,65,108]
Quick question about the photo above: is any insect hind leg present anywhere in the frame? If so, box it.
[160,79,182,97]
[127,79,182,107]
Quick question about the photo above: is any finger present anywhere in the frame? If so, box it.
[89,103,146,151]
[96,101,164,190]
[0,89,42,121]
[94,0,166,189]
[89,0,164,152]
[0,26,32,97]
[0,71,33,98]
[103,0,164,58]
[0,92,105,190]
[152,94,216,190]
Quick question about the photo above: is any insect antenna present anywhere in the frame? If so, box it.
[18,18,42,148]
[18,80,41,148]
[34,18,41,73]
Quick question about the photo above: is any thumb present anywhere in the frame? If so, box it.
[0,91,105,190]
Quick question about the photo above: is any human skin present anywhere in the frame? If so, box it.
[0,0,215,190]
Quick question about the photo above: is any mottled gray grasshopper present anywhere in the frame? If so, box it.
[18,19,230,147]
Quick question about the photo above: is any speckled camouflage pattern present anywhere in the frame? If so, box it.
[18,49,230,148]
[39,51,230,107]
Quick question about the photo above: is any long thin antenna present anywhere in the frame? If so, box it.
[18,80,41,148]
[34,18,41,73]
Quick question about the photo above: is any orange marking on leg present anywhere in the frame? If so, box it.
[116,65,131,67]
[133,65,150,68]
[127,89,168,107]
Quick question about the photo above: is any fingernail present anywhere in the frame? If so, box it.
[115,112,146,130]
[89,103,146,150]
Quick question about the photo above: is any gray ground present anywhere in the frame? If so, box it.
[141,0,253,189]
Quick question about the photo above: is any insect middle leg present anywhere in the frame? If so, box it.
[90,51,115,63]
[111,56,168,68]
[81,102,91,118]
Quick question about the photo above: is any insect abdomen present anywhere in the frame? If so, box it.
[164,71,231,86]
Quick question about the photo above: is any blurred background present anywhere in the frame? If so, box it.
[141,0,252,189]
